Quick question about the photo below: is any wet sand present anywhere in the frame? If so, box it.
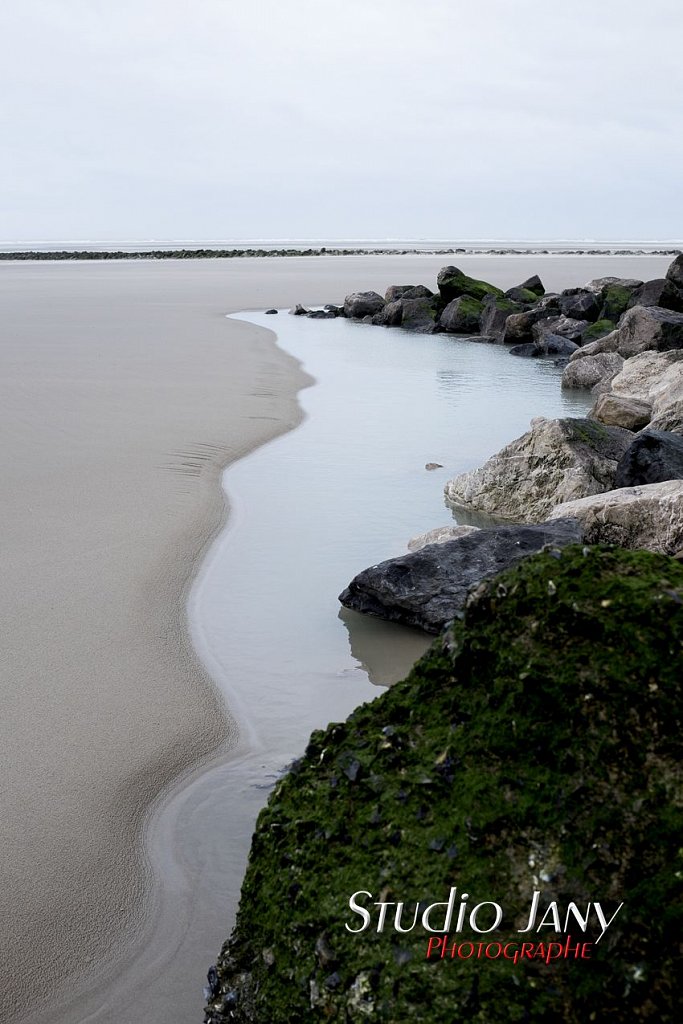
[0,254,670,1023]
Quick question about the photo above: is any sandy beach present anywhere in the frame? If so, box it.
[0,253,671,1023]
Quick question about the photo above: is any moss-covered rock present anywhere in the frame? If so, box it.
[205,547,683,1024]
[439,295,484,334]
[583,318,617,342]
[437,265,505,304]
[600,285,633,322]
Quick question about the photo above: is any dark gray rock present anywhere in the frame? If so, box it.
[307,309,336,319]
[559,290,601,322]
[504,286,539,304]
[385,284,433,303]
[532,315,590,344]
[508,343,538,357]
[627,278,683,313]
[479,295,520,339]
[338,519,584,633]
[290,304,309,315]
[324,304,343,315]
[343,291,385,318]
[372,299,404,326]
[436,266,504,303]
[538,334,581,356]
[502,307,547,342]
[615,429,683,488]
[519,274,545,296]
[665,253,683,290]
[265,309,278,314]
[438,295,482,333]
[401,296,438,332]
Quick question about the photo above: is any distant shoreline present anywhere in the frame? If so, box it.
[1,246,681,261]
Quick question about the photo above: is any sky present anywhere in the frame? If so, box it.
[1,0,682,242]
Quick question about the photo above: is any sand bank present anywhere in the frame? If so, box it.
[0,254,670,1022]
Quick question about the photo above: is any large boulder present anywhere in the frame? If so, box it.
[609,350,683,402]
[583,278,642,321]
[648,361,683,433]
[532,315,589,344]
[444,417,632,522]
[581,319,617,344]
[205,546,683,1024]
[502,308,547,342]
[479,294,520,339]
[338,519,583,633]
[519,272,544,295]
[561,352,624,389]
[548,481,683,555]
[568,331,620,361]
[385,284,433,303]
[615,429,683,487]
[400,296,439,332]
[438,295,483,334]
[504,286,541,304]
[373,299,404,326]
[615,304,683,357]
[436,266,504,303]
[510,336,579,359]
[589,392,652,430]
[343,291,386,319]
[558,290,601,322]
[628,278,683,313]
[665,252,683,289]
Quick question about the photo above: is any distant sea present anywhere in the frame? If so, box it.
[0,237,681,254]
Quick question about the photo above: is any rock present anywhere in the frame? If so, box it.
[568,331,621,361]
[615,429,683,487]
[265,308,278,315]
[609,350,683,402]
[407,523,479,551]
[444,417,633,522]
[479,295,520,339]
[584,276,643,294]
[558,290,601,322]
[338,519,583,633]
[424,462,443,471]
[583,277,642,320]
[461,335,498,344]
[581,318,617,344]
[438,295,482,333]
[519,273,544,296]
[306,309,336,319]
[502,308,546,342]
[562,352,624,389]
[504,286,540,304]
[373,299,404,326]
[207,546,683,1024]
[589,393,652,430]
[532,315,589,344]
[648,361,683,433]
[400,296,438,333]
[385,284,433,303]
[343,291,385,319]
[436,266,504,303]
[548,481,683,554]
[324,304,343,314]
[615,305,683,357]
[539,334,580,356]
[628,278,683,313]
[509,336,580,359]
[665,252,683,289]
[508,343,538,357]
[289,303,309,316]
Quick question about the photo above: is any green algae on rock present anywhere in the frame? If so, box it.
[205,546,683,1024]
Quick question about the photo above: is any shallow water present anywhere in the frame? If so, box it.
[90,311,592,1023]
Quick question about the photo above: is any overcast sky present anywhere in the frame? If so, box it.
[1,0,681,242]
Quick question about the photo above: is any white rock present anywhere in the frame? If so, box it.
[407,524,480,552]
[547,481,683,555]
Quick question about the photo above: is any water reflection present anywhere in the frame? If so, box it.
[338,607,431,688]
